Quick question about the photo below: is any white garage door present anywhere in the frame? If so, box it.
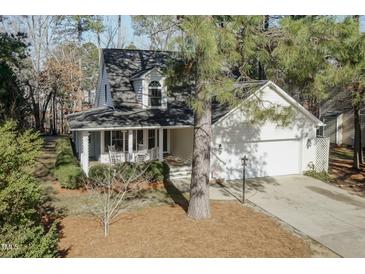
[248,139,301,177]
[221,139,301,179]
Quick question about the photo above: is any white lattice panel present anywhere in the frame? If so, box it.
[315,137,330,172]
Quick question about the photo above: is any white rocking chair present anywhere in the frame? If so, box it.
[108,145,120,164]
[135,145,149,163]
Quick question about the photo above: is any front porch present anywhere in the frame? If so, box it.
[72,127,193,176]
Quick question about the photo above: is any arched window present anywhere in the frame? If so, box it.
[148,81,162,107]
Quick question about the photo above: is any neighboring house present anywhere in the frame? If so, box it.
[67,49,324,179]
[321,110,365,147]
[320,88,365,147]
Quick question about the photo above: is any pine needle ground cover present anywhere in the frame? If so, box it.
[37,136,330,258]
[329,146,365,197]
[59,201,311,258]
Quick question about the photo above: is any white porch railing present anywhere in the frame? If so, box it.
[101,147,160,164]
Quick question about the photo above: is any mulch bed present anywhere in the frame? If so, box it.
[58,201,310,258]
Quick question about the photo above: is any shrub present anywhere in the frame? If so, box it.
[54,138,84,189]
[89,160,170,183]
[0,120,59,257]
[145,160,170,182]
[89,163,112,182]
[0,222,59,258]
[304,169,331,183]
[54,164,84,189]
[303,163,331,183]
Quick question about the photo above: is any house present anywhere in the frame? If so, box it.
[67,49,324,179]
[320,88,365,147]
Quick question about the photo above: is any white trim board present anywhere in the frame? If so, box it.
[213,81,324,128]
[70,125,193,131]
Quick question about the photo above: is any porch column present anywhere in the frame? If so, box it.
[128,130,133,161]
[80,131,89,176]
[100,130,104,154]
[158,128,163,160]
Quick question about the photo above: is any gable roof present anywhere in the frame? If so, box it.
[320,87,353,117]
[266,81,324,126]
[130,67,162,80]
[213,81,324,127]
[103,49,174,107]
[67,49,323,130]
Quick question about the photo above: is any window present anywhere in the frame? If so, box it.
[148,81,162,107]
[104,131,111,152]
[104,131,127,152]
[133,130,144,151]
[148,129,156,149]
[112,131,124,151]
[104,84,107,103]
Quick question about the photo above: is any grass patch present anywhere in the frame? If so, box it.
[53,187,182,217]
[331,146,353,160]
[304,170,332,183]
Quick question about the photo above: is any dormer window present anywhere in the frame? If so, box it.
[104,84,107,103]
[148,81,162,107]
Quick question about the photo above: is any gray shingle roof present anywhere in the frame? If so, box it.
[67,48,267,130]
[320,87,353,117]
[103,49,174,107]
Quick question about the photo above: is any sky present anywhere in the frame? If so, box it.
[85,16,149,49]
[361,16,365,32]
[93,15,365,49]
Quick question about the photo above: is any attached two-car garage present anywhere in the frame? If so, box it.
[210,82,322,180]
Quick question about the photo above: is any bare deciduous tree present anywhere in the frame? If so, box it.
[84,163,151,237]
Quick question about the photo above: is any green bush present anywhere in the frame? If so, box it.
[88,160,169,182]
[0,222,59,258]
[304,170,331,183]
[0,120,59,257]
[89,163,113,182]
[145,160,170,182]
[54,138,84,189]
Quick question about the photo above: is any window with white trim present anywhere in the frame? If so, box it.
[148,129,156,149]
[133,130,144,151]
[148,81,162,107]
[104,131,128,152]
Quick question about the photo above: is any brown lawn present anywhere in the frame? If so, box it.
[58,201,310,258]
[36,136,315,258]
[329,145,365,197]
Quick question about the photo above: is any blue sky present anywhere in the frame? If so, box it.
[361,16,365,32]
[85,16,149,49]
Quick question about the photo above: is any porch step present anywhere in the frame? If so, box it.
[170,171,191,179]
[169,165,192,179]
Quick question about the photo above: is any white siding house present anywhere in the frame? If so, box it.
[67,49,324,179]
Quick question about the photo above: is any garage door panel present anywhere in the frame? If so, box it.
[220,139,301,179]
[250,140,300,177]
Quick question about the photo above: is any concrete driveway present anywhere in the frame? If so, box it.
[209,175,365,258]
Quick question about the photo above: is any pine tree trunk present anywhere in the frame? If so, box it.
[52,92,57,136]
[188,97,212,219]
[358,102,364,164]
[353,104,362,170]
